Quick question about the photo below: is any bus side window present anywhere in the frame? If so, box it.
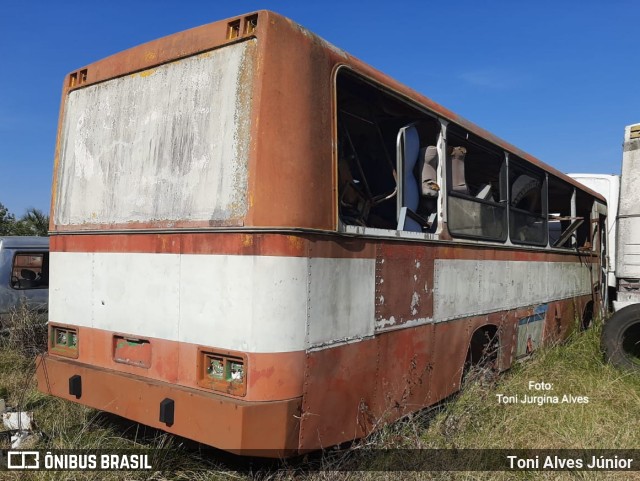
[575,189,594,249]
[417,145,440,222]
[548,176,580,248]
[446,125,507,241]
[337,71,444,232]
[509,160,547,246]
[449,146,467,193]
[397,124,422,232]
[396,122,441,232]
[337,137,371,227]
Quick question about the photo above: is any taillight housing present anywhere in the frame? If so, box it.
[197,348,247,397]
[49,324,79,358]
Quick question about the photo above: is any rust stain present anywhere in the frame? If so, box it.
[287,235,304,252]
[248,365,276,386]
[143,51,157,62]
[242,234,253,247]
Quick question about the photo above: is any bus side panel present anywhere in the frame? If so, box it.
[300,338,378,451]
[374,243,434,330]
[544,297,588,344]
[299,315,502,452]
[371,326,434,424]
[249,12,335,230]
[299,327,439,452]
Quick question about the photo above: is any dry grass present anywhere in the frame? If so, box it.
[0,312,638,480]
[425,324,640,451]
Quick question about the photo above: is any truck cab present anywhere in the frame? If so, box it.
[601,123,640,371]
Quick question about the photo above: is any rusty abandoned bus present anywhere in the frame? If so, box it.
[36,10,607,456]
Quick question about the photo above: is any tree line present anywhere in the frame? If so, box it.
[0,202,49,236]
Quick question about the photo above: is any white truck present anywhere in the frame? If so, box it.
[574,124,640,371]
[568,173,619,308]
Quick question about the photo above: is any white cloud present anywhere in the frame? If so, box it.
[459,69,529,89]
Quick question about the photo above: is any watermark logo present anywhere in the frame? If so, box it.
[0,450,153,471]
[4,451,40,469]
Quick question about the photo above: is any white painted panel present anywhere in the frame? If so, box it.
[92,254,180,340]
[617,127,640,278]
[179,255,308,352]
[49,252,93,325]
[434,260,592,321]
[51,252,377,352]
[307,258,375,347]
[50,252,312,352]
[56,40,255,226]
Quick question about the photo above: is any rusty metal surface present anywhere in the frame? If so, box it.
[49,232,375,258]
[375,242,435,330]
[49,9,603,236]
[299,293,592,452]
[46,324,306,402]
[247,12,335,230]
[36,354,301,455]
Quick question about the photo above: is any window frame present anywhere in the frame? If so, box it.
[445,124,508,243]
[507,157,548,247]
[10,251,49,291]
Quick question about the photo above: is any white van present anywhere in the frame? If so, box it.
[0,236,49,319]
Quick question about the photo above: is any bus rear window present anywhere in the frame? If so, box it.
[55,40,256,228]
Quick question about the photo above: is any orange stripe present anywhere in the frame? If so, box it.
[36,355,301,454]
[49,232,375,258]
[48,325,305,402]
[50,232,596,264]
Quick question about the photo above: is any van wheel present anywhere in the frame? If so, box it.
[602,304,640,372]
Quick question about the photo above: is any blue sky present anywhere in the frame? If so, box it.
[1,1,638,216]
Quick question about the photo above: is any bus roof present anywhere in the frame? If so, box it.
[62,9,606,206]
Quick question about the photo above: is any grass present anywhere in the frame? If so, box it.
[426,324,640,451]
[0,309,639,480]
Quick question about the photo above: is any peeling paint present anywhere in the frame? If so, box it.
[55,40,256,227]
[241,235,253,247]
[375,316,433,330]
[410,292,420,315]
[434,259,591,321]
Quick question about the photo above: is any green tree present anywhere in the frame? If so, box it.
[14,208,50,236]
[0,204,49,236]
[0,202,16,235]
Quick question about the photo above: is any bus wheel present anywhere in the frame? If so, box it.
[463,326,499,385]
[581,301,594,331]
[602,304,640,372]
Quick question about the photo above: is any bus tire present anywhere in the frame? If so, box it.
[602,304,640,372]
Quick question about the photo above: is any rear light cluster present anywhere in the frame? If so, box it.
[198,349,247,396]
[50,325,79,358]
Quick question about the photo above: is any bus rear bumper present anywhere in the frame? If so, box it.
[36,354,301,457]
